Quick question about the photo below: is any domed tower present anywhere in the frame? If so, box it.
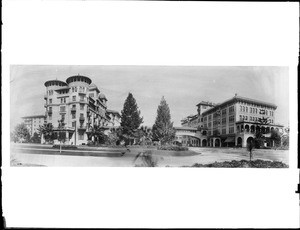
[98,93,108,106]
[44,80,68,126]
[65,75,92,145]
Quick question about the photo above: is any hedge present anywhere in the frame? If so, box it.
[158,145,189,151]
[52,145,78,150]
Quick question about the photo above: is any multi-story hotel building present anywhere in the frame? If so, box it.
[177,94,284,147]
[22,115,46,136]
[43,75,120,145]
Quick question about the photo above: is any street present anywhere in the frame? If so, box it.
[10,143,289,167]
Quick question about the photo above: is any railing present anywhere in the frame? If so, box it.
[79,116,85,121]
[71,107,77,113]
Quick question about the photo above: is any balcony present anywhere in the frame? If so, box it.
[78,90,86,95]
[71,107,77,113]
[79,116,85,122]
[77,126,87,131]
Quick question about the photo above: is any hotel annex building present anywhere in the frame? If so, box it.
[43,75,120,145]
[176,94,284,148]
[22,115,46,136]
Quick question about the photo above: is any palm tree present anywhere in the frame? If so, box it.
[88,124,107,145]
[38,123,55,144]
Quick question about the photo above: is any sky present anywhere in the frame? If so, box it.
[10,66,289,129]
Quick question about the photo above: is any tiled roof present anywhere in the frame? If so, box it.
[202,95,277,116]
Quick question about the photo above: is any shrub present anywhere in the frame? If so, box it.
[158,145,188,151]
[190,159,288,168]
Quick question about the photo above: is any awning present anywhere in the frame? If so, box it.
[224,137,235,143]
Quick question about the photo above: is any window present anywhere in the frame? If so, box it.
[89,93,94,97]
[240,105,242,111]
[61,114,65,121]
[229,126,234,134]
[213,120,218,126]
[229,115,235,123]
[72,122,76,127]
[73,96,76,101]
[229,106,234,113]
[60,106,66,112]
[49,99,52,104]
[208,115,212,120]
[79,133,84,140]
[61,98,66,104]
[245,107,248,113]
[75,87,77,92]
[222,109,227,115]
[72,113,76,119]
[222,128,226,134]
[240,115,243,121]
[222,117,226,125]
[49,115,52,120]
[80,104,84,110]
[80,95,85,101]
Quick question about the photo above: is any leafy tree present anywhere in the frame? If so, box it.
[120,93,143,144]
[254,129,265,148]
[30,132,41,143]
[270,129,281,148]
[104,128,121,146]
[11,132,18,143]
[12,123,31,143]
[152,97,176,145]
[282,135,289,147]
[38,123,55,143]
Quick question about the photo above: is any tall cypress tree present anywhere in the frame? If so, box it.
[152,96,175,144]
[121,93,143,143]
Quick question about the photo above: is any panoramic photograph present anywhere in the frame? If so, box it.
[10,65,290,167]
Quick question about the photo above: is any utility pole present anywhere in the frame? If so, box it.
[75,121,77,146]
